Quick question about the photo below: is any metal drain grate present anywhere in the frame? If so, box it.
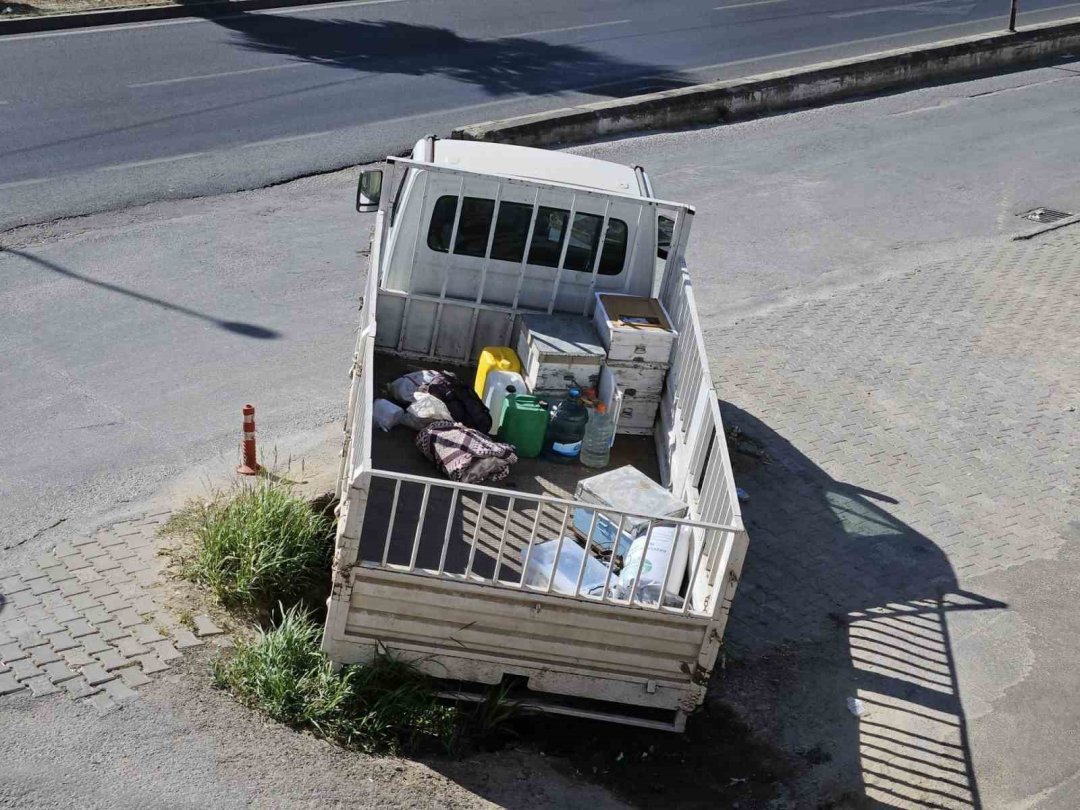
[1019,207,1073,224]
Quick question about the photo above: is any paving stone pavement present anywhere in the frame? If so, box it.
[710,228,1078,808]
[0,512,222,715]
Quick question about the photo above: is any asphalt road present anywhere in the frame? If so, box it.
[2,0,1079,229]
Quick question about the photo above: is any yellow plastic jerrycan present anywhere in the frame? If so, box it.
[474,347,522,399]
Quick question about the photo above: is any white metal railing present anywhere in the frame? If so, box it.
[387,156,692,210]
[658,247,747,625]
[380,158,695,363]
[661,259,741,532]
[337,222,382,499]
[356,469,741,618]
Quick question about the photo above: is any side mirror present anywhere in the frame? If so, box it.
[356,169,383,213]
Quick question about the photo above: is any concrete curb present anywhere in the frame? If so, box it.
[1013,213,1080,240]
[0,0,348,35]
[452,18,1080,147]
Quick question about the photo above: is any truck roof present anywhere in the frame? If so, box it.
[419,139,642,196]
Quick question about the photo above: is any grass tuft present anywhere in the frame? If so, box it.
[214,605,461,754]
[180,479,333,613]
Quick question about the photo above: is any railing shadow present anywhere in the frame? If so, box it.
[716,401,1006,809]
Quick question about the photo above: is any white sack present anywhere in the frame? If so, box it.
[372,399,405,432]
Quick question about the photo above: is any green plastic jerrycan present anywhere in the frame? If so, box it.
[499,391,548,459]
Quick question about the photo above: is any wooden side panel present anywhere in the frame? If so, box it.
[342,567,708,709]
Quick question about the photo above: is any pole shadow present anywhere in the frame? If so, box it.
[3,247,280,339]
[715,401,1007,809]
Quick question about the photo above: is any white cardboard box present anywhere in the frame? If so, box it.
[593,293,677,365]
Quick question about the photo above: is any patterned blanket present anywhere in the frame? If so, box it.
[415,421,518,483]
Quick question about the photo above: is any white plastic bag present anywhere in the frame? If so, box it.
[617,524,689,605]
[372,399,404,432]
[847,697,867,717]
[401,392,453,431]
[521,537,609,597]
[387,370,439,405]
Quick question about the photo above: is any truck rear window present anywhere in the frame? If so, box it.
[428,195,627,275]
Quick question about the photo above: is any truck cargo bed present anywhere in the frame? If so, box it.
[361,352,661,583]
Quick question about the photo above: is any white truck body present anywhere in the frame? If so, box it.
[323,137,748,731]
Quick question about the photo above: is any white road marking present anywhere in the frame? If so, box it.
[0,176,51,190]
[239,128,340,148]
[0,0,411,42]
[129,62,309,87]
[96,151,206,170]
[714,0,789,10]
[505,19,631,38]
[830,0,975,20]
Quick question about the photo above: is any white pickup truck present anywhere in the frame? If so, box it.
[322,136,748,731]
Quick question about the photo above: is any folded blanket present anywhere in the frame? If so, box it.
[415,421,518,483]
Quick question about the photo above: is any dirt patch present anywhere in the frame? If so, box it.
[1,2,43,14]
[2,0,162,17]
[1,0,230,19]
[154,649,633,809]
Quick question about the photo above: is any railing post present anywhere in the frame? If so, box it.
[428,176,467,356]
[682,527,711,616]
[600,514,627,603]
[464,492,488,579]
[381,479,402,567]
[437,488,459,576]
[574,509,600,597]
[582,200,612,316]
[408,484,432,571]
[519,504,545,589]
[626,520,656,606]
[464,185,504,361]
[544,506,573,595]
[491,497,516,584]
[510,189,542,312]
[548,194,579,314]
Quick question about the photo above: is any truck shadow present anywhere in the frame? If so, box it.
[176,2,693,99]
[426,397,1007,809]
[715,401,1006,809]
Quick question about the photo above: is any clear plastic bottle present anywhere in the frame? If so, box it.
[580,402,614,468]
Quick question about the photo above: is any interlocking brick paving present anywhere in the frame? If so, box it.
[710,228,1078,808]
[0,513,225,714]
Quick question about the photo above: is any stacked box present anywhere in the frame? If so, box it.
[593,294,678,435]
[515,313,605,397]
[593,294,677,364]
